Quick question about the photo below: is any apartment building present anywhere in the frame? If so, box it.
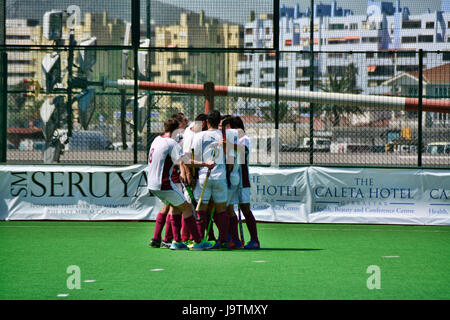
[237,0,450,123]
[5,12,126,87]
[151,10,243,115]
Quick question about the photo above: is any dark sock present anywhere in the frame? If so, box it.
[170,214,182,243]
[181,216,190,242]
[215,211,230,243]
[196,210,207,239]
[184,215,202,243]
[229,215,239,241]
[243,210,258,242]
[163,213,173,242]
[152,211,167,241]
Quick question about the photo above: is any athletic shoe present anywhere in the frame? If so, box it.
[210,241,228,250]
[190,241,213,251]
[183,240,194,247]
[160,241,172,249]
[149,239,161,248]
[170,241,188,250]
[228,239,244,249]
[244,240,260,250]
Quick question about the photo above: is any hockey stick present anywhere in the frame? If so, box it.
[203,207,215,243]
[183,183,201,221]
[237,204,245,245]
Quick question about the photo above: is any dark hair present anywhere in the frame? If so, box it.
[195,113,207,121]
[207,110,221,128]
[164,118,179,133]
[231,116,245,132]
[171,112,185,124]
[221,117,232,129]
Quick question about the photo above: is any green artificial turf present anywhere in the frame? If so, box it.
[0,221,448,300]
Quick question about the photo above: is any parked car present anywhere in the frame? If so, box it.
[426,142,450,154]
[66,130,113,150]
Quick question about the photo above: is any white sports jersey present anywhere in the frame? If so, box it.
[182,122,196,153]
[147,136,184,190]
[191,129,226,180]
[225,128,240,186]
[238,135,251,188]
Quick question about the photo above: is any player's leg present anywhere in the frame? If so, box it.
[226,185,242,249]
[206,201,216,241]
[149,204,170,248]
[161,211,173,248]
[175,201,213,250]
[193,177,212,239]
[239,187,260,249]
[210,180,229,248]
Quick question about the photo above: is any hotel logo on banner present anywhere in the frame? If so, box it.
[311,174,449,216]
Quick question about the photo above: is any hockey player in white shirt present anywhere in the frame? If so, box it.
[147,118,213,251]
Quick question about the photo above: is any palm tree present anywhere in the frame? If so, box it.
[261,102,293,123]
[317,63,364,127]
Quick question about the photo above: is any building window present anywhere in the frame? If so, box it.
[329,23,345,30]
[401,36,417,43]
[397,51,416,58]
[245,28,253,35]
[279,67,288,78]
[426,22,434,29]
[402,20,421,29]
[418,35,433,43]
[350,23,358,30]
[362,37,380,43]
[397,65,419,72]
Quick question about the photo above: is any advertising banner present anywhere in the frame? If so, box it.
[307,167,450,225]
[0,165,449,225]
[0,165,159,221]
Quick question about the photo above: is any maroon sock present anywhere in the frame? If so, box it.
[184,215,202,243]
[163,214,173,242]
[243,210,258,242]
[181,216,190,242]
[229,215,239,241]
[215,211,230,243]
[170,214,182,243]
[152,211,167,241]
[196,210,207,239]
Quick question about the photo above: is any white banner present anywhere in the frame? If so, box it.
[307,167,450,225]
[0,165,160,221]
[1,165,449,225]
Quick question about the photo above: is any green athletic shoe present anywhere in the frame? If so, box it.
[170,241,188,250]
[190,241,213,251]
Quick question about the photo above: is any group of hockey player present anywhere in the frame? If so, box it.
[147,110,260,251]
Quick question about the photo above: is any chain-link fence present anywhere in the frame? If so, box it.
[1,0,449,168]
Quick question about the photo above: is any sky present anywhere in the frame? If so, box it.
[159,0,444,24]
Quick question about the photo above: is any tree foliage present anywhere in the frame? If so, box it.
[316,63,364,127]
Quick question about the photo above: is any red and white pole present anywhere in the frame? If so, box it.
[104,79,450,114]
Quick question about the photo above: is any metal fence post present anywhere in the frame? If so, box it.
[204,82,215,114]
[274,0,280,167]
[132,0,140,164]
[309,0,315,165]
[0,51,6,163]
[418,49,423,167]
